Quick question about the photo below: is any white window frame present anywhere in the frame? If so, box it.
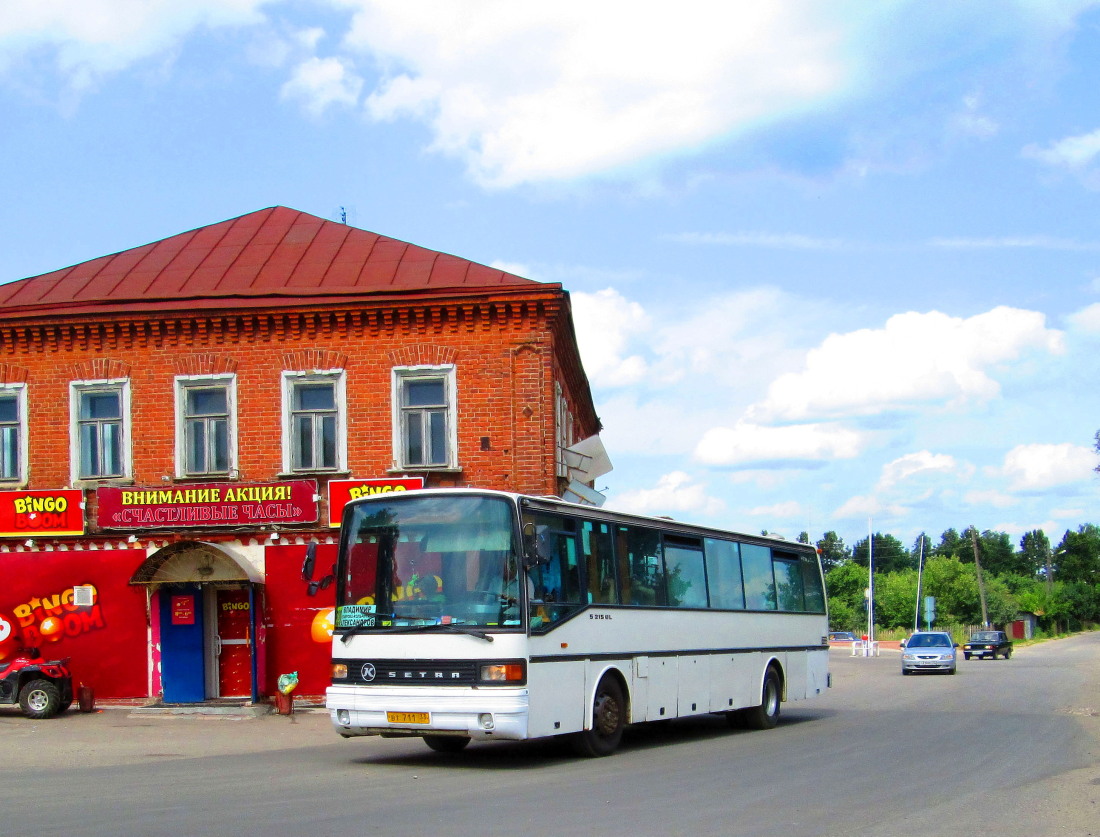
[0,383,28,485]
[69,378,132,484]
[281,370,347,474]
[391,365,458,470]
[175,374,237,478]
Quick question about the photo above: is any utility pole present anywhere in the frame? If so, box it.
[970,527,990,628]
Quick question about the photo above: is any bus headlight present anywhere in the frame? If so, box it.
[332,663,348,680]
[337,709,351,725]
[479,662,526,683]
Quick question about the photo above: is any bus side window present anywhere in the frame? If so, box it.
[801,553,826,613]
[582,520,618,604]
[741,543,777,610]
[663,536,706,608]
[523,513,585,626]
[772,552,805,612]
[704,538,744,610]
[622,525,665,606]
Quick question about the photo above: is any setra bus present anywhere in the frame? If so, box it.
[325,488,829,756]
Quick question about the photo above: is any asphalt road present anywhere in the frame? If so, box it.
[1,633,1097,837]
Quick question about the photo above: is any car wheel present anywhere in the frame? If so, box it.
[964,653,971,660]
[19,679,61,719]
[571,675,626,757]
[947,666,956,675]
[902,668,911,676]
[1004,648,1012,659]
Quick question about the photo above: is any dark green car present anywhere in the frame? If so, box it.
[963,630,1013,660]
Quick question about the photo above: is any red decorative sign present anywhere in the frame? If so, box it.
[327,478,424,527]
[0,490,85,537]
[171,595,195,625]
[96,481,319,529]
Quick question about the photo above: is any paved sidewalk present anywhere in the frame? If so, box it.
[0,702,335,771]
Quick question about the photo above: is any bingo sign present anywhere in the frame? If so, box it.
[97,481,319,529]
[327,478,424,527]
[0,490,85,537]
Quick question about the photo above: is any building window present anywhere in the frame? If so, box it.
[0,385,26,482]
[71,380,130,481]
[177,376,235,477]
[392,366,457,469]
[282,371,345,473]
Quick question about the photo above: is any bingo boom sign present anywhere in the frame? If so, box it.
[97,481,319,529]
[0,490,85,537]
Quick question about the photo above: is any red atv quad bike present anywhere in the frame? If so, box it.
[0,647,74,718]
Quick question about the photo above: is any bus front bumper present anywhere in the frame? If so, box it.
[326,684,530,740]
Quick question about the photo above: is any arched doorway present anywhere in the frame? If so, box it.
[130,542,263,703]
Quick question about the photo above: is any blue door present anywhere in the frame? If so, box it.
[160,586,206,703]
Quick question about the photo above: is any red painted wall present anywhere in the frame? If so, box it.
[0,549,149,698]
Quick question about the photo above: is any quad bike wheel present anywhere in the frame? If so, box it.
[19,679,62,719]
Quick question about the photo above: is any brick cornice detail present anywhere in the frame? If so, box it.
[282,349,348,371]
[388,345,459,367]
[174,354,238,376]
[70,358,131,380]
[0,363,29,384]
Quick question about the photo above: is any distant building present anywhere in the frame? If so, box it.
[0,206,608,702]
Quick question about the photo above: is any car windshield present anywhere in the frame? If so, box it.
[908,634,951,648]
[972,632,999,641]
[335,494,522,632]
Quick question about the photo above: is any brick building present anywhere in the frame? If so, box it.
[0,206,608,703]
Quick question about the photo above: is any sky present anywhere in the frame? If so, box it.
[3,0,1100,552]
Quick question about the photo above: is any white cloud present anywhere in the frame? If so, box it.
[0,0,268,91]
[695,421,864,467]
[998,443,1095,491]
[878,451,958,488]
[963,489,1017,509]
[666,231,848,250]
[281,56,363,115]
[346,1,852,187]
[607,471,725,517]
[752,307,1065,422]
[571,288,651,388]
[832,494,908,520]
[747,500,805,518]
[1023,127,1100,169]
[1066,302,1100,333]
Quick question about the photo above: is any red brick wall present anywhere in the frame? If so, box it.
[0,293,599,529]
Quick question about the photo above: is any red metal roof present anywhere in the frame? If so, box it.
[0,206,544,319]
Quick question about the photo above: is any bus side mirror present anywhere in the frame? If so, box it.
[522,522,551,569]
[301,542,317,582]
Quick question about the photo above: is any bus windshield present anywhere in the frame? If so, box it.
[335,494,522,633]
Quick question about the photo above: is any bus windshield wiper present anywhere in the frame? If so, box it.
[384,623,495,642]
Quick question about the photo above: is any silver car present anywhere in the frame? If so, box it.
[901,631,957,675]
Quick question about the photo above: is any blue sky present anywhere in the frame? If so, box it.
[3,1,1100,551]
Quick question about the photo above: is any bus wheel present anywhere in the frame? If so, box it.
[741,667,781,731]
[572,676,625,757]
[423,735,470,753]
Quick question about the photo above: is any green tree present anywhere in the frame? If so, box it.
[1019,529,1052,581]
[1054,524,1100,585]
[933,528,966,560]
[973,529,1023,576]
[852,533,911,573]
[824,561,868,630]
[817,531,850,574]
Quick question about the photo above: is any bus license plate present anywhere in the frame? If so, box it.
[387,711,430,725]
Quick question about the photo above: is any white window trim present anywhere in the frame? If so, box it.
[391,364,459,471]
[280,369,347,474]
[174,374,237,479]
[0,383,28,485]
[69,378,132,485]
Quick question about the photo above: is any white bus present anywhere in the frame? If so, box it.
[325,489,830,756]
